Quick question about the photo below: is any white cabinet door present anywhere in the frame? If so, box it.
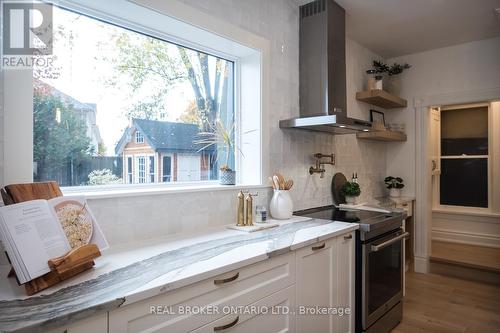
[336,232,355,333]
[46,313,107,333]
[295,238,337,333]
[192,285,296,333]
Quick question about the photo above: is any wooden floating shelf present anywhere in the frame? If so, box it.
[356,89,407,109]
[356,130,407,142]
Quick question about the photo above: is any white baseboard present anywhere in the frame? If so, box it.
[413,256,429,273]
[432,228,500,248]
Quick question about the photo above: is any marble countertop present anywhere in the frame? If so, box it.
[373,196,415,208]
[0,217,357,333]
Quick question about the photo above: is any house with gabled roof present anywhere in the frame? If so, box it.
[115,118,215,183]
[34,79,103,154]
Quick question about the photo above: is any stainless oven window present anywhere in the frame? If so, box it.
[368,238,402,314]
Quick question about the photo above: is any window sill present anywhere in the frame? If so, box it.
[432,207,500,218]
[61,183,271,200]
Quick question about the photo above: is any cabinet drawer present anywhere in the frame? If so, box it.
[109,252,295,333]
[191,285,296,333]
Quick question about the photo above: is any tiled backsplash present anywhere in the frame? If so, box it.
[88,187,272,246]
[0,0,388,246]
[85,0,387,245]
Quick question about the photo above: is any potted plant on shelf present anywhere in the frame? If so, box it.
[342,181,361,204]
[195,119,238,185]
[384,176,404,197]
[370,60,411,95]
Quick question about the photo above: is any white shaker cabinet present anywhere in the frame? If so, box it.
[45,229,355,333]
[295,231,355,333]
[295,238,337,333]
[108,253,295,333]
[336,231,355,333]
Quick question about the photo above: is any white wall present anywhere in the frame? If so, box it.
[385,37,500,247]
[0,0,388,246]
[385,37,500,198]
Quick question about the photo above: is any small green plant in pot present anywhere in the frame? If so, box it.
[384,176,404,198]
[195,119,238,185]
[371,60,411,95]
[342,181,361,204]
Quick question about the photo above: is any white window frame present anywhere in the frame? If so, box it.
[148,155,155,183]
[125,155,133,184]
[161,154,173,183]
[136,156,147,184]
[2,0,270,195]
[434,102,492,212]
[135,131,144,144]
[133,154,155,184]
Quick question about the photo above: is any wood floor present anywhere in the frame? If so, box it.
[431,241,500,272]
[393,270,500,332]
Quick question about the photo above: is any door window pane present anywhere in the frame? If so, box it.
[127,157,133,183]
[162,156,172,182]
[441,107,488,156]
[149,156,155,183]
[440,158,488,207]
[137,157,146,183]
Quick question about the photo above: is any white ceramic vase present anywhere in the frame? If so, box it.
[389,188,401,198]
[270,190,293,220]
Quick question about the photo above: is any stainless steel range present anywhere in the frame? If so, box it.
[295,205,407,333]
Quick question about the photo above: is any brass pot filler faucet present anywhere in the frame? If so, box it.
[309,153,335,178]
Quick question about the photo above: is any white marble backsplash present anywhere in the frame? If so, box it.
[88,187,272,246]
[0,0,388,247]
[68,0,386,246]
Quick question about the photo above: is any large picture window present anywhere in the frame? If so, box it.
[32,5,235,187]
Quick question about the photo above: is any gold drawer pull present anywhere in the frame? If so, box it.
[312,243,326,251]
[214,272,239,285]
[214,316,239,331]
[344,234,352,240]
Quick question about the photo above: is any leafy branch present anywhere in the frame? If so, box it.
[372,60,411,76]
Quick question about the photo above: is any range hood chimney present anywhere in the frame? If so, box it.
[279,0,372,134]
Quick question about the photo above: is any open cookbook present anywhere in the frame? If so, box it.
[0,196,108,284]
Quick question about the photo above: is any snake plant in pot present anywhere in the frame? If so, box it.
[342,181,361,204]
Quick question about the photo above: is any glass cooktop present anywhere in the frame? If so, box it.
[294,205,391,223]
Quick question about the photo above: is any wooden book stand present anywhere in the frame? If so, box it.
[1,181,101,295]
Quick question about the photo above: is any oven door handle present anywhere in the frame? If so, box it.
[370,232,409,252]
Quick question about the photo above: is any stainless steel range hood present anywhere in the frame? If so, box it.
[279,0,372,134]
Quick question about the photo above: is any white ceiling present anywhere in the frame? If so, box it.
[297,0,500,58]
